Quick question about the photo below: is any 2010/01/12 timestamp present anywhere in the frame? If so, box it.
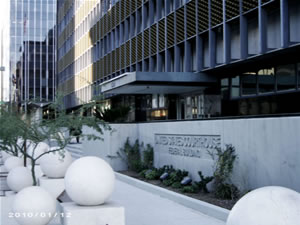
[8,212,72,218]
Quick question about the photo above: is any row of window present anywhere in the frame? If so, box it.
[58,0,190,62]
[222,63,300,99]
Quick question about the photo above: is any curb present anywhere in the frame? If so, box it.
[116,172,230,222]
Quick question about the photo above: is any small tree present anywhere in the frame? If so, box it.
[208,144,239,199]
[0,96,110,185]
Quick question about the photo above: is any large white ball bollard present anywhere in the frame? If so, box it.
[1,151,14,161]
[40,148,72,178]
[13,186,56,225]
[5,156,23,172]
[65,156,115,206]
[28,142,49,164]
[227,186,300,225]
[7,167,33,192]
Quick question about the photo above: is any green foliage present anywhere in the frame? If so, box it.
[119,138,154,172]
[215,183,239,199]
[143,144,154,169]
[145,169,161,180]
[181,183,199,193]
[120,138,145,172]
[209,144,239,199]
[162,169,188,186]
[0,94,110,185]
[160,165,175,174]
[194,171,214,193]
[139,169,148,178]
[162,179,174,186]
[171,182,182,189]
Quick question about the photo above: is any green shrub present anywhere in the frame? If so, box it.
[119,138,144,172]
[139,169,148,178]
[194,171,214,193]
[209,144,239,199]
[162,179,174,186]
[162,169,189,186]
[171,182,182,189]
[181,183,199,193]
[145,169,161,180]
[143,144,154,169]
[215,183,239,199]
[119,138,154,173]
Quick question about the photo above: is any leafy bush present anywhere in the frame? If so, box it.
[160,165,175,174]
[145,169,161,180]
[162,179,174,186]
[120,138,144,172]
[181,183,199,193]
[142,144,154,169]
[171,182,182,189]
[209,144,239,199]
[215,183,239,199]
[119,138,154,173]
[139,169,148,178]
[194,171,214,193]
[162,169,189,187]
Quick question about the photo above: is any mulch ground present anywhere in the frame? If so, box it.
[118,170,238,210]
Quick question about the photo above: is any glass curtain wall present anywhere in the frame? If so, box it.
[10,0,56,105]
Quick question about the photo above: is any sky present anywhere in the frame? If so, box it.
[0,0,10,102]
[0,0,9,29]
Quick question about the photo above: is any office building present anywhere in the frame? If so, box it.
[57,0,300,120]
[10,0,57,110]
[57,0,300,193]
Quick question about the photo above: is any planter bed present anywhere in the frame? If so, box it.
[119,170,238,210]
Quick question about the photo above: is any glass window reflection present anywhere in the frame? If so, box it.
[276,64,296,91]
[258,68,275,93]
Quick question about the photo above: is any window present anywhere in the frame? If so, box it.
[276,64,296,91]
[231,76,240,98]
[258,68,275,93]
[298,63,300,88]
[221,78,229,99]
[242,73,257,95]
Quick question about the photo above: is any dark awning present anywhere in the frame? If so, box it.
[101,72,217,94]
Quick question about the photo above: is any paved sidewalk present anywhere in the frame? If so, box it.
[110,180,225,225]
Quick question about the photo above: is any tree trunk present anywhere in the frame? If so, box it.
[31,159,37,186]
[23,140,27,167]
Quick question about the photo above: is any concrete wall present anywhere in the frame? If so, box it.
[82,116,300,192]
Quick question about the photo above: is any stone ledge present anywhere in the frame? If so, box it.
[115,172,230,222]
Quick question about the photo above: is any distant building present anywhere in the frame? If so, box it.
[10,0,57,111]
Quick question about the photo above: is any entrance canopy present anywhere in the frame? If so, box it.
[101,72,217,94]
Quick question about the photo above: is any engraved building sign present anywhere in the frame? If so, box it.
[154,134,221,159]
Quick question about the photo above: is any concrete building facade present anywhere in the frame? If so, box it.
[57,0,300,191]
[57,0,300,120]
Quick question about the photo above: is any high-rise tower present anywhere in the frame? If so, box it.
[10,0,57,110]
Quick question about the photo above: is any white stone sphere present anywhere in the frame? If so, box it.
[7,167,33,192]
[40,148,72,178]
[227,186,300,225]
[4,156,24,172]
[65,156,115,206]
[1,151,14,161]
[27,142,49,164]
[12,186,56,225]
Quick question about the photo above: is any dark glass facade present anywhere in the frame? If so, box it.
[10,0,57,106]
